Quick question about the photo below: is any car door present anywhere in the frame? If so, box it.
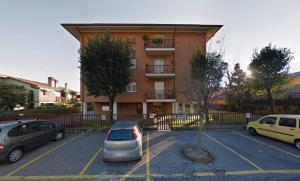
[257,116,278,138]
[37,121,57,142]
[275,117,297,143]
[19,122,44,150]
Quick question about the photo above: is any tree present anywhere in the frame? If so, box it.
[186,51,228,115]
[0,83,30,111]
[249,44,293,113]
[226,63,252,110]
[206,52,228,108]
[69,90,78,103]
[80,32,133,121]
[182,49,227,152]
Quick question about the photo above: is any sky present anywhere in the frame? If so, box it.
[0,0,299,91]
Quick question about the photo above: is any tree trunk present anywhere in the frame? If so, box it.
[197,114,203,152]
[267,88,274,114]
[204,95,209,124]
[109,96,115,122]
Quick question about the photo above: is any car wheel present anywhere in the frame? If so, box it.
[295,140,300,150]
[7,147,23,163]
[249,128,257,136]
[55,132,64,141]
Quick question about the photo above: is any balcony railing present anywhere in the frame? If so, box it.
[144,39,175,49]
[146,65,175,74]
[145,90,175,100]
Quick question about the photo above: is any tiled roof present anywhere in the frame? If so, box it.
[1,74,54,89]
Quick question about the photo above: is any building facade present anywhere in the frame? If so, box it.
[0,75,61,108]
[63,23,222,115]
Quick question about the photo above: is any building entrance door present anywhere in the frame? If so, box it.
[153,103,162,114]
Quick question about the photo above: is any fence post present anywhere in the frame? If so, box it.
[221,113,224,128]
[71,115,74,128]
[245,113,251,125]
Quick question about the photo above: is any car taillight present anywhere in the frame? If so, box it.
[105,130,111,141]
[133,128,138,140]
[0,144,4,151]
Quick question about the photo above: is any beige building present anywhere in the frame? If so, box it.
[62,23,222,115]
[0,75,61,107]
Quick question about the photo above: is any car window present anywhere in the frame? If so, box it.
[259,117,277,125]
[279,118,296,128]
[8,126,21,137]
[108,129,134,141]
[19,122,41,135]
[37,121,55,131]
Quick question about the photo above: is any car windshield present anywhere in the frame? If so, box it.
[108,129,134,141]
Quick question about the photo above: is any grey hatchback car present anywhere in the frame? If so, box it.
[0,119,65,163]
[103,121,143,162]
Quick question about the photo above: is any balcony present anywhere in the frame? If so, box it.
[145,90,176,102]
[144,39,175,55]
[146,65,175,78]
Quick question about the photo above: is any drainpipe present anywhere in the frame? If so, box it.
[172,26,177,108]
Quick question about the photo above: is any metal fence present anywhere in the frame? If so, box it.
[0,112,264,131]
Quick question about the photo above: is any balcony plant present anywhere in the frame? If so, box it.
[142,33,149,47]
[152,35,163,48]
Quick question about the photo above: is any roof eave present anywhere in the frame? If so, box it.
[61,23,223,42]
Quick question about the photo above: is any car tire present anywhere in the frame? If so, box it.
[7,147,23,163]
[249,128,257,136]
[55,132,65,141]
[295,140,300,150]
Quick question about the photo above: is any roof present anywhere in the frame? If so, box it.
[265,114,300,118]
[0,120,36,128]
[291,71,300,77]
[0,74,54,89]
[111,120,137,130]
[61,23,223,42]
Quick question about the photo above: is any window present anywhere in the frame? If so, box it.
[178,103,183,113]
[19,122,41,135]
[259,117,277,125]
[127,82,136,92]
[38,121,55,131]
[8,126,21,137]
[108,129,134,141]
[9,122,41,136]
[129,59,137,69]
[279,118,296,128]
[42,90,47,95]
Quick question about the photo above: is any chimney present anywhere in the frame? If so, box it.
[64,83,68,90]
[48,77,58,88]
[55,80,58,88]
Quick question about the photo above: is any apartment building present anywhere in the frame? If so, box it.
[62,23,222,115]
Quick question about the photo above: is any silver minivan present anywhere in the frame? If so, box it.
[102,121,142,162]
[0,120,65,163]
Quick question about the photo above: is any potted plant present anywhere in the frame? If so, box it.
[142,33,149,47]
[152,35,163,48]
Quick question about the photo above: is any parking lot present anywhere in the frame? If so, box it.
[1,130,300,181]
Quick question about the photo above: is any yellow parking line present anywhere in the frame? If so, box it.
[146,132,151,181]
[203,132,263,170]
[232,131,300,159]
[2,169,300,180]
[79,147,102,176]
[6,134,83,176]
